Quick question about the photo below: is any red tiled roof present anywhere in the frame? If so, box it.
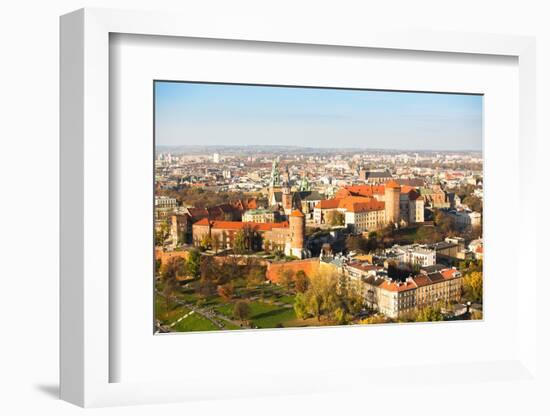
[315,196,384,212]
[193,219,289,232]
[187,208,209,218]
[347,262,382,272]
[346,201,385,213]
[379,279,417,292]
[338,185,385,197]
[441,268,461,279]
[290,209,305,217]
[412,275,431,287]
[385,180,401,189]
[315,198,342,209]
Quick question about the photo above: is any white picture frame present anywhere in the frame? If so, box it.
[60,7,539,408]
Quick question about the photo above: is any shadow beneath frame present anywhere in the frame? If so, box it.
[34,383,59,400]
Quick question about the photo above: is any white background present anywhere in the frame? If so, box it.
[1,1,549,415]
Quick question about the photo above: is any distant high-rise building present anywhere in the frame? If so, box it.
[213,153,220,163]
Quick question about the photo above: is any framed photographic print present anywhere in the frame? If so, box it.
[60,7,540,409]
[152,80,483,334]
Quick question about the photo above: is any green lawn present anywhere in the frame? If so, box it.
[170,309,219,332]
[248,302,296,328]
[214,299,297,329]
[213,303,235,318]
[155,296,219,332]
[156,279,300,331]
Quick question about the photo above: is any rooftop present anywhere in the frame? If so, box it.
[194,218,289,231]
[385,180,401,189]
[244,208,274,215]
[315,196,385,211]
[290,209,305,217]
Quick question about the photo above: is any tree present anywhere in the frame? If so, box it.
[217,283,234,301]
[292,270,342,322]
[155,258,162,276]
[197,278,216,297]
[308,292,324,322]
[198,256,220,297]
[161,256,186,280]
[221,231,229,250]
[233,301,251,321]
[463,271,483,302]
[186,249,201,278]
[360,314,392,325]
[462,195,483,213]
[326,210,344,226]
[295,270,309,293]
[415,306,443,322]
[293,293,309,319]
[366,232,380,252]
[217,255,240,284]
[278,267,295,291]
[234,229,247,254]
[345,235,368,253]
[377,224,397,247]
[455,184,476,201]
[155,222,170,247]
[200,234,213,251]
[160,257,185,309]
[334,307,348,325]
[212,236,221,253]
[471,309,483,320]
[434,209,456,237]
[247,265,265,288]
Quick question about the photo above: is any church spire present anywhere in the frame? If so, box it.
[299,173,310,192]
[270,156,281,187]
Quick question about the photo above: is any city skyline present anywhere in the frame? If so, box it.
[155,81,483,151]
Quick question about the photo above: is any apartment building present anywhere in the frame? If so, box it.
[361,268,463,318]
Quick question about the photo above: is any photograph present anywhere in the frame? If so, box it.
[153,81,484,333]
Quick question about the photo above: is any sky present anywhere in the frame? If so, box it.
[154,81,483,151]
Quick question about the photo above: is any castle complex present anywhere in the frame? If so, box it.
[314,181,424,233]
[191,208,308,258]
[267,157,325,219]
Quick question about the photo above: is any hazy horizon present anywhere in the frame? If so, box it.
[155,144,482,153]
[155,81,483,151]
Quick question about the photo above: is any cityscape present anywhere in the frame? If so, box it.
[154,82,483,333]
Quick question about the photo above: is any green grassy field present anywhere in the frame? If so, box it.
[155,296,219,332]
[248,302,296,328]
[215,300,296,328]
[156,279,300,332]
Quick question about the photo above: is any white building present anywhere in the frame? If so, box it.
[399,193,425,224]
[444,209,481,229]
[155,195,177,209]
[242,208,276,223]
[390,244,436,267]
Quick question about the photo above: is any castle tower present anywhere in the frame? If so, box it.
[283,165,290,184]
[288,209,305,258]
[282,183,292,214]
[170,214,180,248]
[384,180,401,224]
